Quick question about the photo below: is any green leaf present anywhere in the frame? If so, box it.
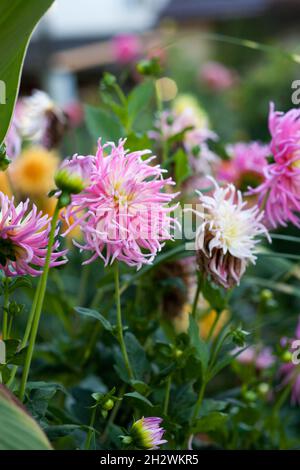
[0,0,54,144]
[131,380,151,395]
[124,332,150,380]
[202,279,227,312]
[125,132,152,152]
[192,411,228,433]
[188,316,209,373]
[75,307,113,332]
[174,148,191,185]
[124,391,153,407]
[45,424,83,440]
[0,385,52,449]
[84,105,124,142]
[26,381,66,419]
[127,80,154,126]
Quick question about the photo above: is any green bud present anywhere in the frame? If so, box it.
[260,289,273,302]
[281,350,292,362]
[136,58,161,77]
[243,390,257,402]
[102,72,117,88]
[103,398,114,411]
[257,382,270,397]
[174,348,183,359]
[55,169,85,195]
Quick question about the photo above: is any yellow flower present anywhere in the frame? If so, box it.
[172,303,230,339]
[0,171,12,197]
[199,309,230,340]
[10,146,59,197]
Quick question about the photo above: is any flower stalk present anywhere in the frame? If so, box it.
[114,261,134,381]
[19,202,60,401]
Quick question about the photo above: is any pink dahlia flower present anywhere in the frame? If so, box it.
[130,417,167,450]
[112,34,142,64]
[252,103,300,228]
[216,142,270,191]
[64,139,179,269]
[195,179,270,288]
[0,192,66,276]
[279,318,300,405]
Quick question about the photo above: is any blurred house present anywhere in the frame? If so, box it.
[22,0,300,103]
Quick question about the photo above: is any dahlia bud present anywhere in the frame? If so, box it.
[55,168,85,195]
[195,179,270,289]
[124,417,167,450]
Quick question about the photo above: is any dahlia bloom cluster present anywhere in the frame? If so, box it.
[130,417,167,450]
[150,97,218,175]
[195,179,269,288]
[64,139,179,269]
[280,319,300,405]
[252,103,300,228]
[217,142,270,190]
[0,192,66,276]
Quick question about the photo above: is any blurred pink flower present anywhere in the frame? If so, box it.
[236,346,275,370]
[280,318,300,405]
[0,192,66,277]
[251,103,300,228]
[216,142,270,190]
[199,61,238,91]
[64,139,179,269]
[150,109,218,175]
[112,34,142,64]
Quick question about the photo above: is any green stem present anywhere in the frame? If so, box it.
[7,279,41,388]
[191,379,207,423]
[85,406,97,450]
[206,311,221,342]
[163,375,172,415]
[19,203,60,401]
[2,280,9,340]
[191,272,203,319]
[77,264,90,306]
[114,261,134,380]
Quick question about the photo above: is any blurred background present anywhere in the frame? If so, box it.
[21,0,300,144]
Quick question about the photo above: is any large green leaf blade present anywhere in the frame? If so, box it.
[0,385,52,450]
[0,0,54,144]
